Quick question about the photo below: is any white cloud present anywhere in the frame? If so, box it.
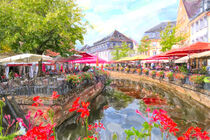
[77,0,178,48]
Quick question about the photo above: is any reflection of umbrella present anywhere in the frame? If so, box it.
[0,53,52,64]
[69,56,107,64]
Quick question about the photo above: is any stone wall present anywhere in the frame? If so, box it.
[109,71,210,108]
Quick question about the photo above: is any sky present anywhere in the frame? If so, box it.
[76,0,179,49]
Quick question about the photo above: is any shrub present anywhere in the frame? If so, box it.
[189,74,205,84]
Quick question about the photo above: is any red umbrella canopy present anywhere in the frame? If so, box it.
[167,42,210,54]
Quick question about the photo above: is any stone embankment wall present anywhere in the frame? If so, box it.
[109,71,210,108]
[15,77,106,127]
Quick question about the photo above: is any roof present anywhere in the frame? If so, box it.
[93,30,133,45]
[145,21,176,33]
[80,44,90,51]
[182,0,203,19]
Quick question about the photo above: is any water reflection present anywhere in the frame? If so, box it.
[56,80,210,140]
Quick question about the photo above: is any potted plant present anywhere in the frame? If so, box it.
[136,69,142,75]
[119,67,124,72]
[156,71,164,80]
[130,68,136,74]
[165,71,174,81]
[189,74,205,89]
[142,69,149,75]
[149,70,156,78]
[174,73,186,85]
[125,67,130,73]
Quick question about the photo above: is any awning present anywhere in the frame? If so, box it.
[190,51,210,59]
[174,56,189,63]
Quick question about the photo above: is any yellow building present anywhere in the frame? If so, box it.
[176,0,209,45]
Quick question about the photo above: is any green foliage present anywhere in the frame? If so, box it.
[137,36,151,53]
[111,42,132,60]
[179,65,188,74]
[160,23,186,52]
[190,74,205,84]
[125,122,160,140]
[112,133,118,140]
[0,0,88,56]
[199,66,207,75]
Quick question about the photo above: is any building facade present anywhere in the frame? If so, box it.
[189,0,210,44]
[142,21,176,56]
[80,30,134,61]
[177,0,210,45]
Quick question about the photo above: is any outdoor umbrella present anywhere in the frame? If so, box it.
[0,53,52,65]
[166,42,210,55]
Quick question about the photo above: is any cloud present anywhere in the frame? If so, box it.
[76,0,178,49]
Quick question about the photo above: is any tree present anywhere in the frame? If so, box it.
[0,0,87,56]
[137,36,151,54]
[111,42,132,60]
[160,23,186,52]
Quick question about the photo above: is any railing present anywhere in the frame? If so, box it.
[0,76,72,96]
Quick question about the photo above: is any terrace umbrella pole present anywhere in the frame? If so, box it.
[37,58,43,77]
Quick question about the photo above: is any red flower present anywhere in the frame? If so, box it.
[51,91,60,100]
[32,96,43,107]
[33,96,40,102]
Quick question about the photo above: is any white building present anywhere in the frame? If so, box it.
[80,30,134,61]
[190,0,210,44]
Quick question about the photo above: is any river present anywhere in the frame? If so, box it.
[56,79,210,140]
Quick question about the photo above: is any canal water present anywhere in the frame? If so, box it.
[57,79,210,140]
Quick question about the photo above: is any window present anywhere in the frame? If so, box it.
[204,16,207,27]
[196,21,199,32]
[191,23,194,35]
[113,42,116,46]
[200,18,204,29]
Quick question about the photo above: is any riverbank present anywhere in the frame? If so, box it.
[109,71,210,108]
